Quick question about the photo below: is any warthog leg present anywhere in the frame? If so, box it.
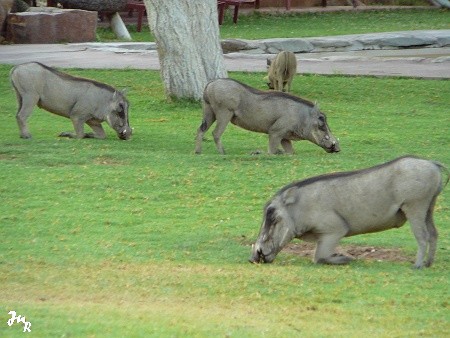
[314,226,352,265]
[211,108,234,155]
[403,199,438,268]
[86,119,106,139]
[424,196,439,267]
[16,93,39,139]
[195,102,216,154]
[281,139,294,154]
[269,130,292,154]
[59,116,89,139]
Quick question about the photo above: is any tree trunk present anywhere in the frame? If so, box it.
[143,0,227,100]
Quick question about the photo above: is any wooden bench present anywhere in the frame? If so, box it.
[217,1,227,25]
[220,0,257,25]
[126,1,146,32]
[219,1,292,25]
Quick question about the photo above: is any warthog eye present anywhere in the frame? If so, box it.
[266,207,276,223]
[318,115,327,130]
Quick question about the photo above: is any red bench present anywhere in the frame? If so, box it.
[126,1,146,32]
[218,1,292,25]
[219,0,257,25]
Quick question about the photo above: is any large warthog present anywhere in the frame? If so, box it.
[10,62,132,140]
[266,51,297,92]
[194,78,339,155]
[250,156,448,268]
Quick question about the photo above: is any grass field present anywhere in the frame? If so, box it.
[0,63,449,336]
[96,8,450,42]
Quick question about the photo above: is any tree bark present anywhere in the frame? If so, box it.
[143,0,227,100]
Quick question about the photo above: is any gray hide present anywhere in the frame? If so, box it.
[194,78,339,155]
[250,156,448,268]
[10,62,132,140]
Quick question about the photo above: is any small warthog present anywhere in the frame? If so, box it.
[194,78,339,155]
[250,156,448,268]
[10,62,132,140]
[266,51,297,92]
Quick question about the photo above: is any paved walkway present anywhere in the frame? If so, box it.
[1,31,449,79]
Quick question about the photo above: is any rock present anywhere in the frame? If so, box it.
[262,38,314,54]
[225,30,450,55]
[0,0,14,39]
[6,8,97,44]
[221,39,251,53]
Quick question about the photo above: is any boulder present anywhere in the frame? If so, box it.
[6,8,97,43]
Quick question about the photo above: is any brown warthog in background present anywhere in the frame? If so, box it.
[266,51,297,92]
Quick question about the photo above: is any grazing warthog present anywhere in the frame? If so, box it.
[10,62,132,140]
[266,51,297,92]
[249,156,448,268]
[194,78,339,155]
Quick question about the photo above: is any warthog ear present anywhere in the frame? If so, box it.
[281,187,298,205]
[113,89,129,100]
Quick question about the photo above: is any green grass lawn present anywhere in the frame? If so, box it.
[96,8,450,42]
[0,64,449,336]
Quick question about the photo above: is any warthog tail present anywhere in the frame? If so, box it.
[433,161,450,192]
[200,119,208,132]
[10,68,23,113]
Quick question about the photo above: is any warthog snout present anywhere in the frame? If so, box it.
[327,140,340,153]
[320,133,339,153]
[118,126,132,140]
[249,244,274,264]
[249,244,262,264]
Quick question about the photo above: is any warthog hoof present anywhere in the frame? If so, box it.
[59,132,75,138]
[317,254,354,265]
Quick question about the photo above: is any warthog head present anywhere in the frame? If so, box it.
[107,91,132,140]
[249,195,297,264]
[307,105,340,153]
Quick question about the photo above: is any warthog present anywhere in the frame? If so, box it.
[266,51,297,92]
[194,78,339,155]
[10,62,132,140]
[250,156,448,268]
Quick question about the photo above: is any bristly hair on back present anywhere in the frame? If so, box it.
[224,78,314,108]
[275,155,423,198]
[34,62,117,93]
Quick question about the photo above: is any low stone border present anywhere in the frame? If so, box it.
[221,30,450,54]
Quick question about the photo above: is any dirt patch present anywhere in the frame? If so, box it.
[283,242,412,263]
